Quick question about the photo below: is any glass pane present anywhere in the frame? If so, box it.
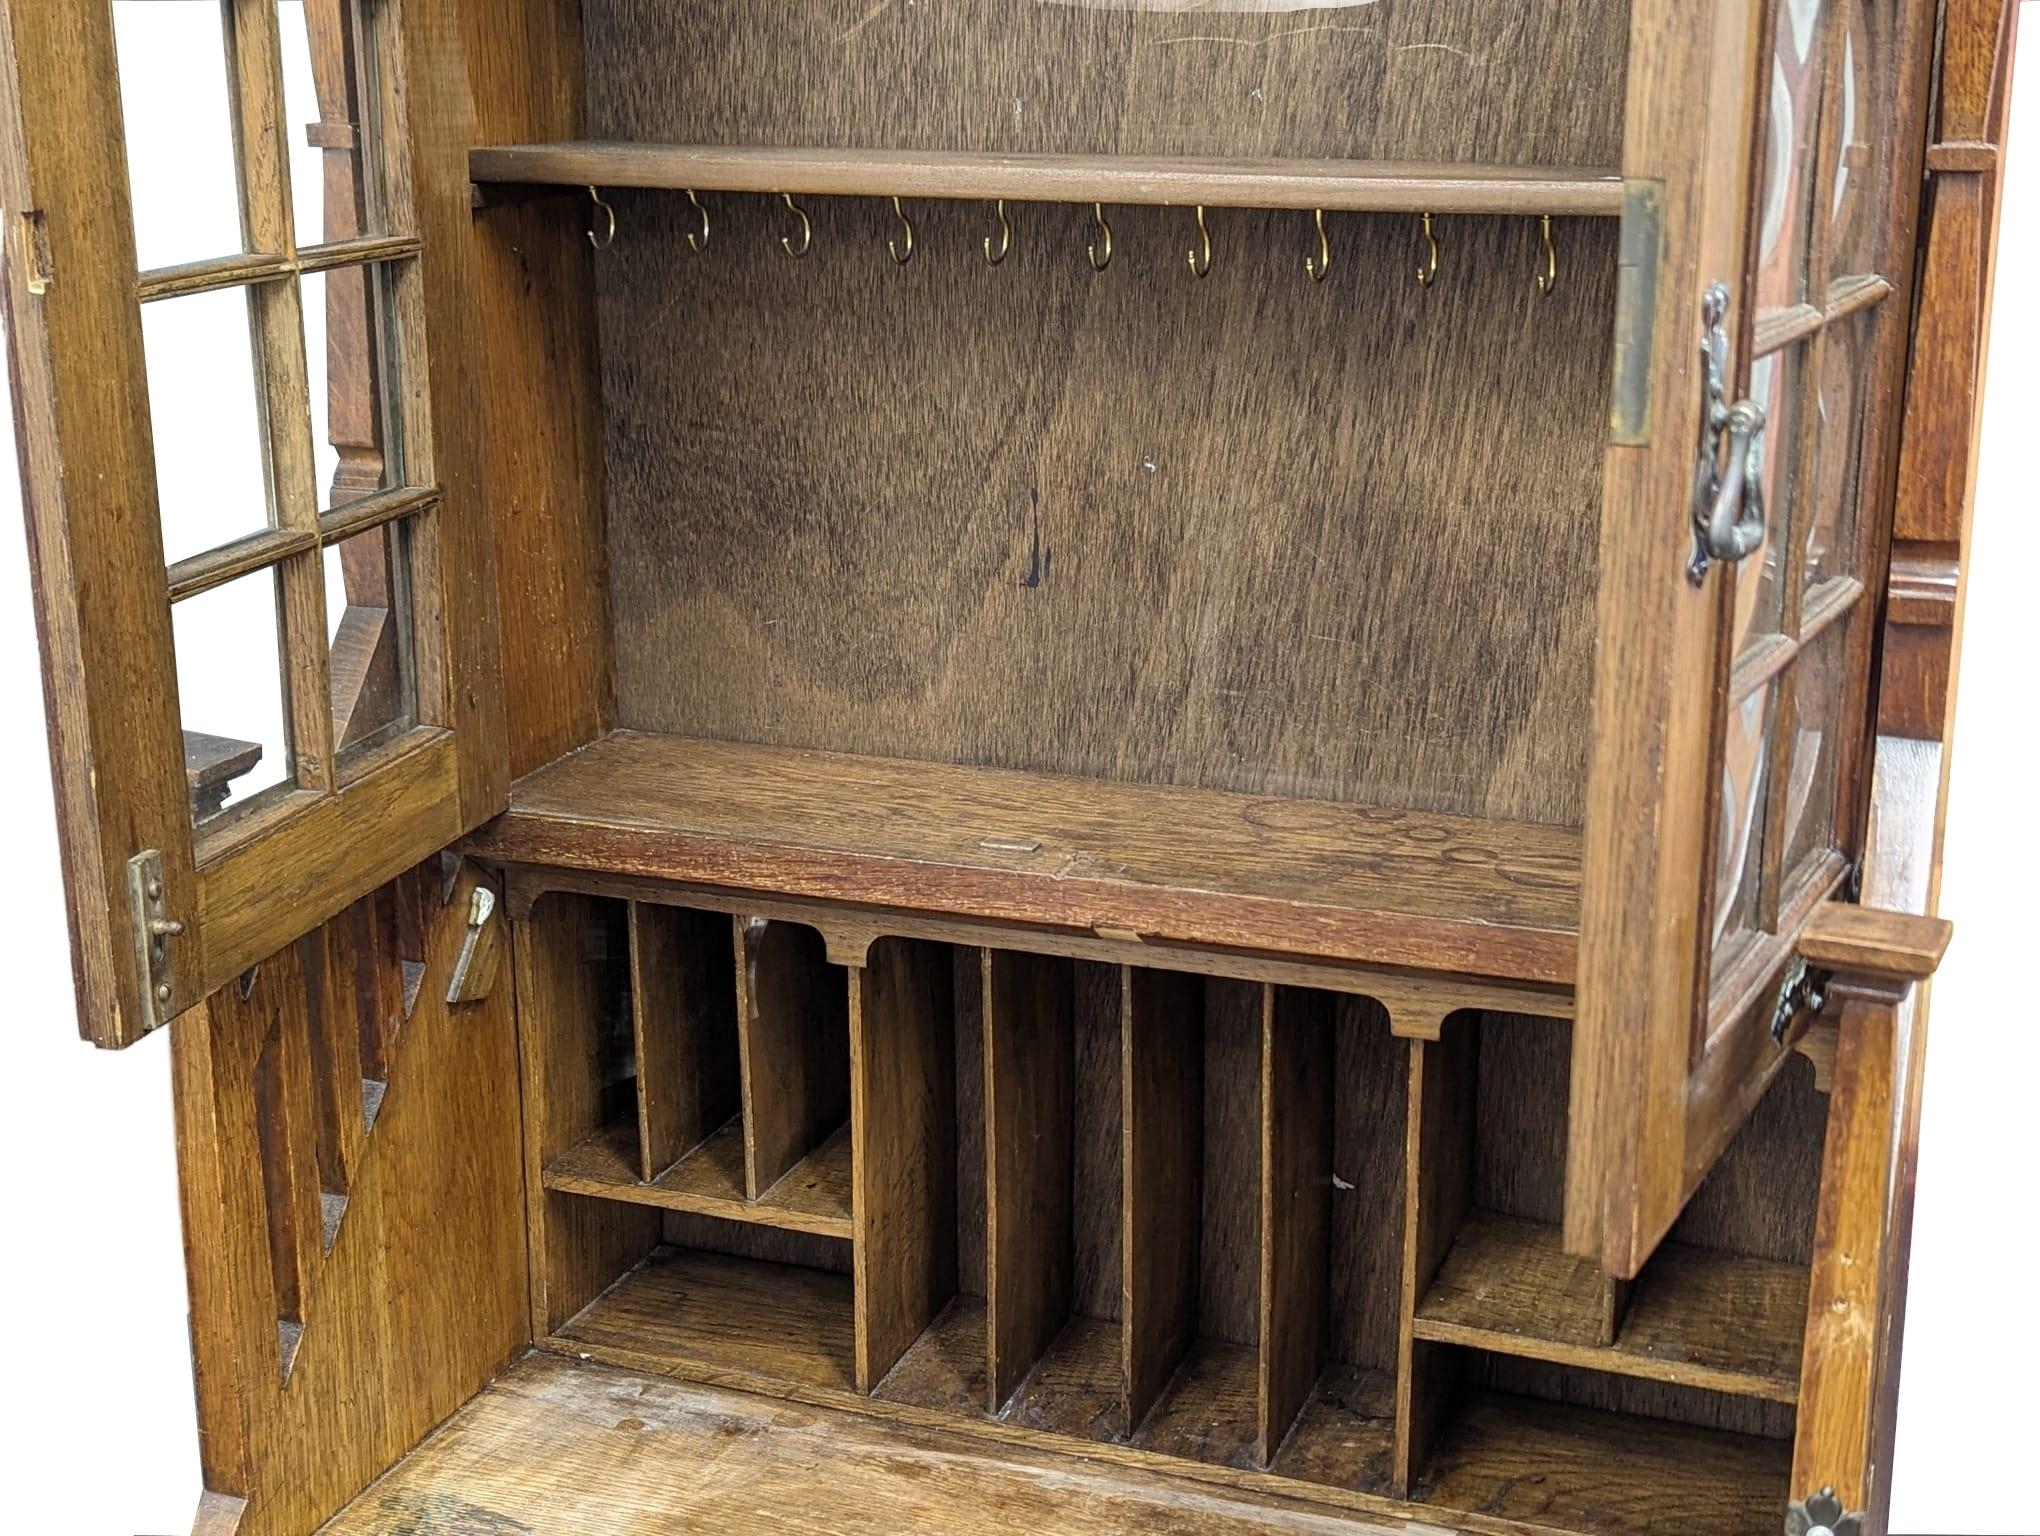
[1731,345,1805,658]
[144,288,274,565]
[1713,682,1777,960]
[1784,618,1850,883]
[114,0,243,271]
[279,0,387,251]
[326,518,417,757]
[304,263,404,509]
[1804,317,1869,593]
[1755,0,1830,312]
[1828,0,1895,278]
[175,567,294,827]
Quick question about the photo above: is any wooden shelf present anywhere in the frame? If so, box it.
[552,1246,857,1393]
[470,142,1623,217]
[1417,1391,1791,1534]
[467,731,1581,986]
[1413,1213,1807,1403]
[1128,1339,1261,1470]
[543,1117,853,1240]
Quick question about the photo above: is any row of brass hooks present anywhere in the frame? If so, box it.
[585,186,1558,292]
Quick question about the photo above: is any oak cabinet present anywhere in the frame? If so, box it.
[2,0,2003,1531]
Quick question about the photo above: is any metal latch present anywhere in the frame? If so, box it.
[1688,281,1769,584]
[15,209,53,295]
[126,849,183,1034]
[1769,955,1832,1045]
[445,884,502,1005]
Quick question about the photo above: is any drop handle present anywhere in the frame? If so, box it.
[1687,280,1770,584]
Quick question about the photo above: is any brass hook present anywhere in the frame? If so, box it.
[1535,214,1557,295]
[1187,205,1211,280]
[585,186,616,251]
[1088,203,1113,273]
[983,199,1012,267]
[1415,211,1439,289]
[685,189,709,254]
[1306,207,1331,283]
[888,196,916,266]
[779,193,812,259]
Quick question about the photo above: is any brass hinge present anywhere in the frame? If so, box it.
[14,209,53,295]
[126,849,184,1034]
[1607,179,1663,446]
[1786,1486,1864,1536]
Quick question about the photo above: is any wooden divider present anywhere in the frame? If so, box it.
[735,918,851,1199]
[1121,967,1203,1428]
[628,902,740,1180]
[514,895,661,1334]
[983,949,1077,1410]
[850,938,959,1392]
[1394,1015,1475,1492]
[1258,987,1334,1465]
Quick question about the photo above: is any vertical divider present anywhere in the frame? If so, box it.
[1120,966,1204,1430]
[628,902,740,1181]
[983,949,1076,1411]
[850,937,959,1393]
[735,917,851,1199]
[512,896,660,1336]
[1393,1013,1476,1494]
[1257,985,1334,1466]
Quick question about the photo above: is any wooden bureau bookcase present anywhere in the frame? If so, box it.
[0,0,2012,1531]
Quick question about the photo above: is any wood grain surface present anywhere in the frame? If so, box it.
[595,194,1615,830]
[471,731,1584,983]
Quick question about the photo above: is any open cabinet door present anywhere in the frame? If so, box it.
[1570,0,1936,1278]
[1,0,504,1047]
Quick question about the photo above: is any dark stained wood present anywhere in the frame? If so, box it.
[735,918,851,1199]
[1070,962,1123,1324]
[595,197,1614,834]
[1129,1341,1260,1472]
[582,0,1627,168]
[953,949,988,1301]
[1416,1391,1791,1533]
[543,1119,852,1239]
[872,1293,989,1416]
[627,902,740,1180]
[1327,1001,1406,1376]
[1199,981,1265,1350]
[851,938,959,1391]
[1414,1214,1806,1404]
[473,143,1624,215]
[1120,967,1202,1429]
[1003,1315,1126,1444]
[1394,1019,1475,1494]
[1267,1365,1398,1498]
[513,896,661,1334]
[471,731,1583,985]
[983,950,1076,1411]
[555,1247,858,1394]
[1257,988,1332,1466]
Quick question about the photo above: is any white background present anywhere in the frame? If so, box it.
[1,7,2034,1534]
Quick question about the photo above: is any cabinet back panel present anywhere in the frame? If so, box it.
[601,197,1613,823]
[584,1,1628,167]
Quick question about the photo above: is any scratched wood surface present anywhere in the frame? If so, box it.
[595,194,1616,827]
[583,1,1628,167]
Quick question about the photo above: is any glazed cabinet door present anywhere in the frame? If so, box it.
[1,0,503,1047]
[1570,0,1933,1276]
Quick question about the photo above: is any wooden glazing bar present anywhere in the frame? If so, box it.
[137,251,296,303]
[627,902,739,1180]
[1120,967,1202,1430]
[1256,986,1333,1467]
[469,142,1626,217]
[299,232,426,273]
[167,527,319,603]
[1823,271,1894,323]
[316,483,440,545]
[1753,302,1823,356]
[733,917,851,1200]
[983,949,1076,1412]
[1393,1020,1475,1495]
[850,938,959,1393]
[1726,577,1862,701]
